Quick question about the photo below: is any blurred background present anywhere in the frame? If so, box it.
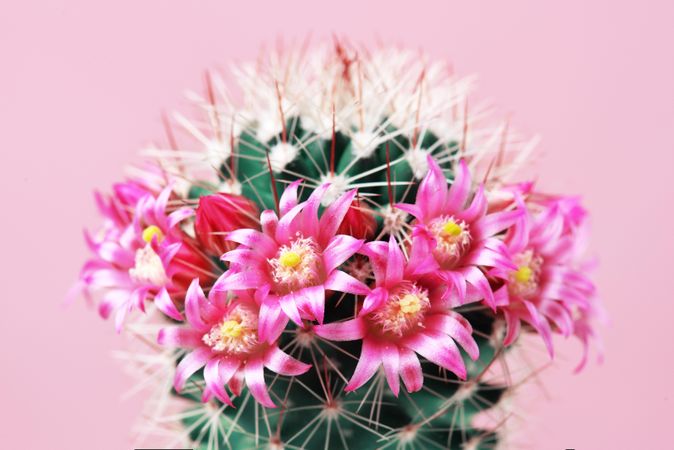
[1,0,672,448]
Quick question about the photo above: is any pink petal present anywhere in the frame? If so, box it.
[403,331,467,380]
[275,202,305,244]
[314,317,367,341]
[214,270,266,292]
[158,327,202,348]
[185,279,209,331]
[203,358,234,406]
[456,184,486,223]
[399,347,423,393]
[345,338,382,392]
[425,314,479,360]
[541,301,574,337]
[244,356,275,407]
[324,270,370,296]
[474,209,523,240]
[174,348,211,392]
[279,179,302,215]
[278,293,303,326]
[260,210,278,237]
[323,235,363,273]
[226,229,276,256]
[258,298,289,343]
[318,189,357,246]
[461,266,495,311]
[445,159,471,212]
[417,155,449,220]
[407,235,439,277]
[302,184,330,238]
[394,202,421,220]
[154,288,184,321]
[380,344,401,396]
[522,301,554,358]
[361,241,388,285]
[263,346,311,376]
[296,285,325,324]
[385,236,404,287]
[502,309,521,346]
[361,287,388,315]
[168,207,194,229]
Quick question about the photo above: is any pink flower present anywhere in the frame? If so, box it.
[314,237,479,396]
[494,195,597,358]
[214,182,370,341]
[397,157,522,309]
[75,184,202,331]
[158,279,311,407]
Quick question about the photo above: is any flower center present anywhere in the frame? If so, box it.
[128,245,168,286]
[508,250,543,299]
[279,250,301,268]
[203,304,258,355]
[370,284,430,337]
[141,225,164,244]
[428,216,472,268]
[268,236,322,293]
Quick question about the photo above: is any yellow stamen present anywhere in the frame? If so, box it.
[514,266,533,283]
[442,220,462,237]
[220,320,243,338]
[279,251,301,268]
[142,225,164,244]
[399,294,422,314]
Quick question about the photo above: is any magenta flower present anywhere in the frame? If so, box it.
[314,237,479,396]
[158,279,311,407]
[396,156,522,309]
[214,181,370,341]
[494,195,597,358]
[74,184,197,331]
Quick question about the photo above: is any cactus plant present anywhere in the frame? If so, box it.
[72,40,603,449]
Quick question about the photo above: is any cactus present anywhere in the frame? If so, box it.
[74,40,603,450]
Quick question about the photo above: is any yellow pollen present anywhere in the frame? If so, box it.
[220,320,244,338]
[142,225,164,244]
[514,266,533,283]
[399,294,422,314]
[442,220,462,237]
[279,251,301,268]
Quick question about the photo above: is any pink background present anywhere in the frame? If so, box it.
[1,0,672,448]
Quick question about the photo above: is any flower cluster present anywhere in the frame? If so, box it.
[75,154,601,406]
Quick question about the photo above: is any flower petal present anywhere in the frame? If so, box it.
[324,270,370,296]
[399,347,423,393]
[345,339,382,392]
[185,279,209,331]
[203,358,234,406]
[263,346,311,376]
[158,327,203,348]
[403,331,466,380]
[380,344,401,396]
[279,179,302,215]
[174,348,211,392]
[323,235,363,273]
[425,314,479,360]
[154,287,184,321]
[417,155,449,220]
[319,189,357,246]
[244,356,275,407]
[445,159,470,212]
[314,317,366,341]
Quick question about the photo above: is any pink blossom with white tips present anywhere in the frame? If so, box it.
[158,279,311,408]
[213,181,370,341]
[74,184,197,331]
[314,237,479,396]
[493,194,598,359]
[397,156,522,309]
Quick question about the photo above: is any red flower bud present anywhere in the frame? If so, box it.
[195,193,260,256]
[337,198,377,240]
